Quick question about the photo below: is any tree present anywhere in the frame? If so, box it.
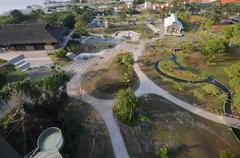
[30,9,45,20]
[117,12,127,21]
[224,62,240,89]
[224,63,240,112]
[177,11,190,29]
[223,25,240,47]
[203,38,226,62]
[223,3,240,18]
[74,15,87,35]
[54,50,67,58]
[61,13,76,29]
[205,2,223,24]
[113,88,143,125]
[10,10,25,23]
[219,149,235,158]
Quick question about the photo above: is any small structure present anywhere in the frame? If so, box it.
[164,14,184,36]
[25,127,64,158]
[0,23,66,51]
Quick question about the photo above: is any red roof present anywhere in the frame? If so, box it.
[189,0,240,3]
[220,0,240,3]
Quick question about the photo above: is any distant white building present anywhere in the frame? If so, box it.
[120,0,133,8]
[164,14,184,36]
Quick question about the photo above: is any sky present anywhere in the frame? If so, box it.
[0,0,44,14]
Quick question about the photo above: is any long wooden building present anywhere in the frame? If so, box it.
[0,23,66,51]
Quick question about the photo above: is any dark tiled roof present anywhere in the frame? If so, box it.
[0,24,66,46]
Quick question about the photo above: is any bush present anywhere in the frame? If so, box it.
[113,88,143,125]
[65,40,80,53]
[156,147,168,158]
[54,50,67,58]
[219,149,235,158]
[201,84,221,96]
[203,38,226,55]
[113,53,134,84]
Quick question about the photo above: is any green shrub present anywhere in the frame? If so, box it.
[113,88,144,125]
[156,147,168,158]
[219,149,235,158]
[172,83,187,91]
[201,84,221,96]
[113,53,134,84]
[54,50,67,58]
[142,59,152,66]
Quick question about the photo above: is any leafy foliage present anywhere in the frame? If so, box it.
[113,88,143,125]
[54,50,67,58]
[114,53,134,84]
[223,25,240,48]
[205,2,223,24]
[156,147,168,158]
[0,69,70,105]
[219,149,235,158]
[225,63,240,112]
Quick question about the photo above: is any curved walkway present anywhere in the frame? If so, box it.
[67,74,129,158]
[66,39,240,158]
[127,42,240,129]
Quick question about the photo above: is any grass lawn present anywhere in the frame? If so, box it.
[83,53,139,99]
[119,94,240,158]
[0,98,114,158]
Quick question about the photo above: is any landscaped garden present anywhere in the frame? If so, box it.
[158,59,207,82]
[82,52,139,99]
[118,94,240,158]
[139,16,240,115]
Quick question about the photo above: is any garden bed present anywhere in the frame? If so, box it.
[158,60,207,82]
[140,58,226,115]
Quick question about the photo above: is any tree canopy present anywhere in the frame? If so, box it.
[113,88,143,125]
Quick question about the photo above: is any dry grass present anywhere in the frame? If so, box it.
[83,52,138,99]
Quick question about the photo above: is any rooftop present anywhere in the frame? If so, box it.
[0,23,66,47]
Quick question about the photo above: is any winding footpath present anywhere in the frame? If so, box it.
[66,39,240,158]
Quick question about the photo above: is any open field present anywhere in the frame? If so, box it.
[119,94,240,158]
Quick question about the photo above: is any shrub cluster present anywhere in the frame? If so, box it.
[114,53,134,84]
[113,88,143,125]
